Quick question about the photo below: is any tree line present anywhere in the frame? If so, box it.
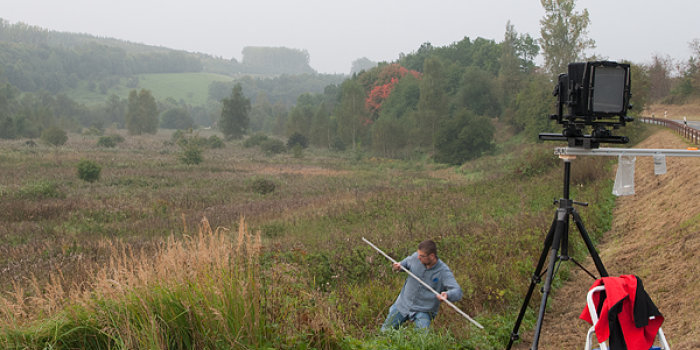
[222,0,700,164]
[0,19,321,95]
[3,0,700,166]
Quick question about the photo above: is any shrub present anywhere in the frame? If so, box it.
[172,129,186,144]
[243,133,269,148]
[207,135,225,149]
[287,132,309,149]
[260,139,286,156]
[97,136,116,148]
[77,160,101,182]
[331,137,346,151]
[40,127,68,147]
[179,143,203,165]
[250,177,276,195]
[107,134,125,144]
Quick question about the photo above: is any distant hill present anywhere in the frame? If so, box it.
[0,18,343,106]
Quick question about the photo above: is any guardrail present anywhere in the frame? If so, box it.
[639,117,700,145]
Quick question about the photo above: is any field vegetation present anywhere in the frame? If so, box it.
[0,122,651,349]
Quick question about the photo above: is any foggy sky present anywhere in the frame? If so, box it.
[2,0,699,74]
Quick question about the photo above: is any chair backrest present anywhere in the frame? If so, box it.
[586,286,609,350]
[584,284,670,350]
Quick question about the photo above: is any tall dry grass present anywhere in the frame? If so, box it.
[0,216,275,349]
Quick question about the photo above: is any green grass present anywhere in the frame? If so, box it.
[65,72,233,105]
[0,129,623,349]
[137,73,233,105]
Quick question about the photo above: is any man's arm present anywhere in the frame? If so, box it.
[440,268,463,302]
[392,254,413,272]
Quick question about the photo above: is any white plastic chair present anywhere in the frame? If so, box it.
[584,285,670,350]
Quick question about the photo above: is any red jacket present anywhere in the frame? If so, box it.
[580,275,664,350]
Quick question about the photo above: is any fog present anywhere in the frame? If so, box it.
[2,0,699,74]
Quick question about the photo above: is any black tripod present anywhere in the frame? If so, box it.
[506,155,609,350]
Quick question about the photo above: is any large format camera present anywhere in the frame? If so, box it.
[539,61,633,149]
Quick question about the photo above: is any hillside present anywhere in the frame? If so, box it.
[514,128,700,349]
[646,101,700,120]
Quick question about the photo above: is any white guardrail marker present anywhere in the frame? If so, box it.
[362,237,485,330]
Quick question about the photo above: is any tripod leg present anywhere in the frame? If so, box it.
[571,208,609,278]
[530,208,567,350]
[506,212,558,350]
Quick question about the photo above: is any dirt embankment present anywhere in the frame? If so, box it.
[514,129,700,350]
[645,102,700,121]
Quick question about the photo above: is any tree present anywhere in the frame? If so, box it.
[647,55,673,102]
[309,103,332,148]
[161,107,194,129]
[539,0,595,77]
[104,94,126,128]
[336,79,366,150]
[286,93,315,137]
[126,89,158,135]
[458,66,501,117]
[417,57,448,150]
[350,57,377,75]
[219,83,251,139]
[434,109,494,165]
[40,126,68,146]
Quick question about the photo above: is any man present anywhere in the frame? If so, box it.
[381,240,462,331]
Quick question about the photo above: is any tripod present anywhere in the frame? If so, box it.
[506,155,609,350]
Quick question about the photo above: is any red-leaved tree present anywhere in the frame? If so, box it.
[365,64,421,119]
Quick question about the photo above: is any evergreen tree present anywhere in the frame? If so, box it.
[219,83,251,139]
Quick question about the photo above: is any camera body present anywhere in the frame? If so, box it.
[541,61,633,148]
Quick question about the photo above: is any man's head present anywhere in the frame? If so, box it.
[417,240,438,267]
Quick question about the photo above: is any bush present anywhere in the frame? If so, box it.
[260,139,286,156]
[40,127,68,146]
[250,177,276,195]
[207,135,225,149]
[179,143,203,165]
[77,160,101,182]
[287,132,309,149]
[107,134,125,144]
[96,136,116,148]
[243,133,269,148]
[331,137,346,151]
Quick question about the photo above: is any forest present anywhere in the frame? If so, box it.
[2,11,700,163]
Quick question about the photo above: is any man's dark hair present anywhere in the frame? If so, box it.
[418,240,437,257]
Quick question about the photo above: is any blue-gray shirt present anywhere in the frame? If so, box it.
[393,252,463,317]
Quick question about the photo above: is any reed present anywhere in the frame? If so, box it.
[0,216,274,349]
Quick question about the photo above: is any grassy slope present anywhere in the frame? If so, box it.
[514,128,700,350]
[65,72,234,105]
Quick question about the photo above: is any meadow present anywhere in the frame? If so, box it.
[65,72,234,105]
[0,128,625,349]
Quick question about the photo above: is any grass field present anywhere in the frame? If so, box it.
[0,128,630,349]
[66,72,234,105]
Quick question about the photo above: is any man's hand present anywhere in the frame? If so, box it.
[436,292,448,302]
[392,262,402,272]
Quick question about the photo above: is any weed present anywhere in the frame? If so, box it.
[16,181,65,200]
